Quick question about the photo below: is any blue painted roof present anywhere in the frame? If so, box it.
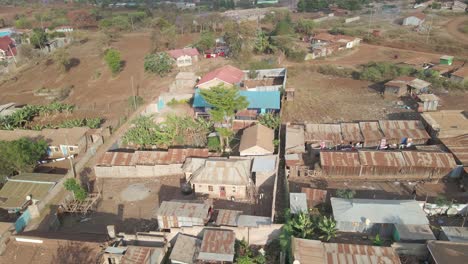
[193,89,281,110]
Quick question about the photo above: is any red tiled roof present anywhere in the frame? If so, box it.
[198,65,244,86]
[167,48,199,59]
[0,36,16,57]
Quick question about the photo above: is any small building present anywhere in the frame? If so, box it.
[384,76,416,96]
[291,237,401,264]
[156,201,212,229]
[239,124,274,156]
[304,123,342,148]
[188,159,252,200]
[440,226,468,242]
[340,122,364,145]
[103,245,167,264]
[378,120,430,145]
[427,241,468,264]
[440,135,468,176]
[301,187,327,209]
[452,0,467,12]
[193,89,281,116]
[290,193,308,214]
[320,151,361,178]
[440,55,454,65]
[0,173,64,211]
[401,151,457,181]
[54,26,73,33]
[0,36,16,60]
[403,12,426,26]
[251,155,277,188]
[421,110,468,138]
[170,234,201,264]
[331,198,430,237]
[170,72,197,93]
[197,65,244,89]
[285,125,305,154]
[197,230,235,263]
[408,78,431,95]
[167,48,199,67]
[359,121,385,148]
[417,94,440,112]
[450,67,468,83]
[358,151,407,178]
[0,127,89,159]
[311,32,361,49]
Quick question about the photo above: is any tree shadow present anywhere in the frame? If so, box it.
[65,58,80,71]
[79,167,94,193]
[120,60,126,71]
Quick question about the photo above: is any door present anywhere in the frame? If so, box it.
[219,186,226,198]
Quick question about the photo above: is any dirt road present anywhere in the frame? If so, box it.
[445,16,468,44]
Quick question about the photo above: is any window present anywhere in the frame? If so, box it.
[68,146,76,152]
[232,186,236,193]
[50,147,59,152]
[208,186,213,192]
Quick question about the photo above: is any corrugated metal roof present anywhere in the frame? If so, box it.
[340,123,364,143]
[292,237,401,264]
[157,201,211,219]
[0,180,57,209]
[359,121,384,142]
[251,156,276,172]
[215,209,241,226]
[301,187,327,208]
[286,125,305,153]
[441,226,468,242]
[358,151,406,167]
[239,124,274,154]
[320,151,360,167]
[193,89,281,110]
[236,215,272,227]
[190,159,252,186]
[304,124,342,145]
[97,148,209,166]
[121,246,152,264]
[378,120,430,143]
[401,151,457,168]
[170,234,201,264]
[331,198,429,225]
[421,110,468,138]
[290,193,308,214]
[9,173,64,183]
[394,224,436,241]
[440,134,468,166]
[427,241,468,264]
[198,230,235,262]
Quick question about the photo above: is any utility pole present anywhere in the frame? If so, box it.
[367,8,374,39]
[131,76,137,110]
[426,14,434,43]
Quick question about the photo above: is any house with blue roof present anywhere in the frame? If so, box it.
[193,89,281,116]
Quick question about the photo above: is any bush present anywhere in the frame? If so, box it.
[144,52,173,77]
[358,62,416,82]
[207,136,221,152]
[317,65,355,78]
[15,17,32,29]
[64,178,87,201]
[104,48,122,74]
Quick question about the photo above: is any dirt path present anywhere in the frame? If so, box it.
[445,16,468,44]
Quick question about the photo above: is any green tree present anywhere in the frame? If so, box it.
[291,212,316,239]
[195,31,215,52]
[297,0,306,12]
[223,21,255,58]
[30,28,48,49]
[336,189,356,199]
[199,84,249,125]
[0,138,48,180]
[318,216,338,241]
[207,135,221,152]
[104,48,122,74]
[253,30,273,54]
[144,52,174,77]
[53,48,71,72]
[64,178,87,201]
[295,19,315,35]
[258,113,280,130]
[14,17,32,29]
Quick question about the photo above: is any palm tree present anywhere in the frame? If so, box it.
[318,216,338,241]
[291,212,315,239]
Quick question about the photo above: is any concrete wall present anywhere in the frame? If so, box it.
[345,16,360,23]
[403,17,423,26]
[165,224,283,245]
[94,164,183,178]
[194,183,247,200]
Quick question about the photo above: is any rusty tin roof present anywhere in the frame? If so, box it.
[401,151,457,168]
[440,134,468,166]
[358,151,406,167]
[214,209,241,226]
[301,187,327,208]
[97,148,209,166]
[320,151,360,167]
[359,122,384,142]
[378,120,430,142]
[340,123,364,143]
[157,201,211,219]
[304,123,342,144]
[198,229,235,262]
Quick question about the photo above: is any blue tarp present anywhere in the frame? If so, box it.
[193,89,281,110]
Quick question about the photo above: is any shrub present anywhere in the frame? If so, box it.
[63,178,87,201]
[128,96,144,109]
[104,48,122,74]
[207,136,221,152]
[144,52,173,77]
[317,65,355,78]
